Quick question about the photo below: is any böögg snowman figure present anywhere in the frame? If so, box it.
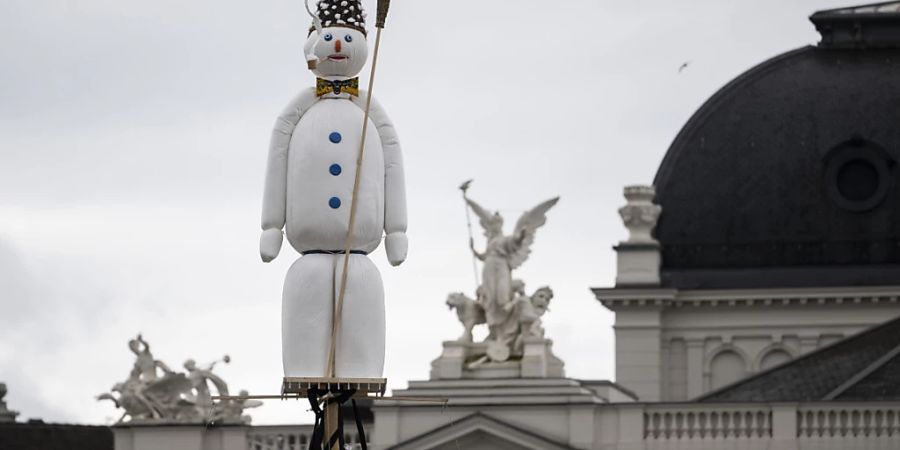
[260,0,407,378]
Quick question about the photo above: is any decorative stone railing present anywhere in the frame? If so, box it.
[246,425,314,450]
[644,405,772,440]
[633,402,900,450]
[238,403,900,450]
[798,404,900,439]
[246,425,370,450]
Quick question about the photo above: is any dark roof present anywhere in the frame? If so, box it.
[0,422,113,450]
[812,2,900,48]
[698,315,900,402]
[653,5,900,289]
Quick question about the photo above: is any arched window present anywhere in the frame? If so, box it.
[758,349,792,371]
[710,350,747,390]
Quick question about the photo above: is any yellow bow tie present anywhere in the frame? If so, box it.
[316,78,360,97]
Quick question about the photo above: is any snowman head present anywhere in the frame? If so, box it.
[307,27,368,78]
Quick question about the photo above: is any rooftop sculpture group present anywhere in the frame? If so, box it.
[0,382,19,423]
[446,187,559,365]
[97,335,260,424]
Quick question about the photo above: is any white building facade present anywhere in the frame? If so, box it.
[369,3,900,449]
[594,2,900,404]
[595,282,900,402]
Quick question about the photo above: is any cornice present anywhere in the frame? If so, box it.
[591,285,900,310]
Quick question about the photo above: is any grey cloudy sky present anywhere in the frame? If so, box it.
[0,0,851,425]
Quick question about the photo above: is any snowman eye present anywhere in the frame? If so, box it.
[344,34,353,43]
[323,33,333,41]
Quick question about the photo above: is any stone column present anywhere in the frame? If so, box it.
[615,185,662,286]
[771,403,799,450]
[615,404,646,450]
[371,406,400,450]
[567,405,596,448]
[685,338,706,399]
[615,308,663,401]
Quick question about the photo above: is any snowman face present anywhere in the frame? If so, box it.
[308,27,368,78]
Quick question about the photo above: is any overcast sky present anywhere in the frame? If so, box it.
[0,0,853,425]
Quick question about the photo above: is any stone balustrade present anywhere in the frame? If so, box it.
[115,402,899,450]
[798,403,900,440]
[246,425,370,450]
[644,405,772,440]
[635,402,900,450]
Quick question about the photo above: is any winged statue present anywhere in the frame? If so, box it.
[465,194,559,356]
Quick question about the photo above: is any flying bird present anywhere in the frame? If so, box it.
[678,61,691,73]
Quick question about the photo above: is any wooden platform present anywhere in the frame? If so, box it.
[281,376,387,398]
[213,377,446,403]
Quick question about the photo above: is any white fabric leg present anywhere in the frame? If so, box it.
[334,254,385,378]
[282,254,334,377]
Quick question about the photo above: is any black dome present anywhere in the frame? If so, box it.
[653,12,900,289]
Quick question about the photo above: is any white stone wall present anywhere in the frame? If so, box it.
[615,308,664,401]
[604,185,900,403]
[372,398,900,449]
[600,287,900,402]
[113,426,247,450]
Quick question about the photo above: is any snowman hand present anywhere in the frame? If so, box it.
[259,228,284,263]
[385,232,408,267]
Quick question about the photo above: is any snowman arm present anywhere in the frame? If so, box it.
[260,88,318,262]
[356,93,407,266]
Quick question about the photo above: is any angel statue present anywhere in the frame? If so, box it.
[465,193,559,357]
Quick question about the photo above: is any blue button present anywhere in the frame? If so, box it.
[329,197,341,209]
[329,132,342,144]
[329,164,342,176]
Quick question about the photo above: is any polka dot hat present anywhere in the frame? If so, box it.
[314,0,367,35]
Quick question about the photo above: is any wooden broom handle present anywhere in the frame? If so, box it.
[327,26,385,378]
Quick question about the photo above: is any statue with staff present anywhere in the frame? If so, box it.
[459,183,559,361]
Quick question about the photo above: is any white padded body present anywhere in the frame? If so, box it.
[282,254,385,377]
[261,88,404,379]
[285,98,385,253]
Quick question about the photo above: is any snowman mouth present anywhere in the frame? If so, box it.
[328,54,349,62]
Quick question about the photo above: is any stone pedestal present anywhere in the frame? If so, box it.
[374,299,634,448]
[0,407,17,423]
[373,378,636,450]
[615,185,662,287]
[113,425,247,450]
[615,243,661,286]
[430,338,564,380]
[0,383,19,423]
[521,337,565,378]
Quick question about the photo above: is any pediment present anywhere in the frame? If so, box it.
[387,413,574,450]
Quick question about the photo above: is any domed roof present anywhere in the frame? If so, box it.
[653,6,900,289]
